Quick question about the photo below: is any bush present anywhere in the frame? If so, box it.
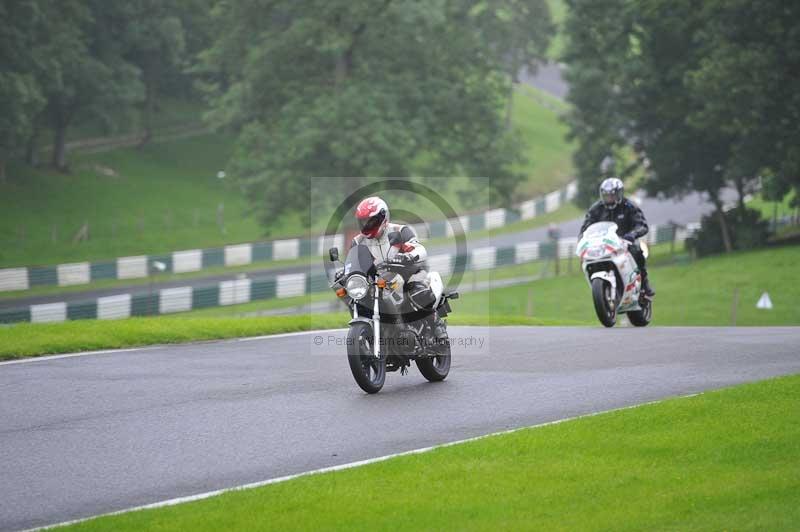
[687,206,770,257]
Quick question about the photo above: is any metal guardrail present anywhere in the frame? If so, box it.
[0,220,698,324]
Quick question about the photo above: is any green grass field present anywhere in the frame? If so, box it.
[546,0,568,61]
[173,243,799,327]
[0,87,574,270]
[1,133,260,268]
[512,85,574,197]
[457,244,800,326]
[63,373,800,531]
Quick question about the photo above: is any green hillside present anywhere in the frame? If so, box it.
[0,86,573,269]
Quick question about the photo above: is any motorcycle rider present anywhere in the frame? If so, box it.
[352,196,448,340]
[578,177,655,297]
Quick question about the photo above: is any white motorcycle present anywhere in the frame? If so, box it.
[576,221,652,328]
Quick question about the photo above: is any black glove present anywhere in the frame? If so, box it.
[389,253,413,265]
[622,233,636,242]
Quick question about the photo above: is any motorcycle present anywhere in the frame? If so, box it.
[327,236,458,394]
[576,221,652,328]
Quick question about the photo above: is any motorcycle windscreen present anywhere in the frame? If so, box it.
[344,244,377,277]
[584,221,617,238]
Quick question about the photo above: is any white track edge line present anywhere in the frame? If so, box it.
[0,329,343,366]
[35,392,702,531]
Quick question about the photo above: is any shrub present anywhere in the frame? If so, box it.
[686,206,770,257]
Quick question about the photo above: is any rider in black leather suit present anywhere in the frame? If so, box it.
[579,177,655,297]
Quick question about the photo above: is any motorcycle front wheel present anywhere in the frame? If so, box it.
[591,278,616,327]
[347,321,386,394]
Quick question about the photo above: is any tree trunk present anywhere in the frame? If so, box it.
[504,80,514,131]
[734,177,746,211]
[711,195,733,253]
[51,110,68,172]
[139,74,155,148]
[25,127,39,166]
[773,201,778,230]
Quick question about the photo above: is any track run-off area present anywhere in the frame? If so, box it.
[1,326,799,530]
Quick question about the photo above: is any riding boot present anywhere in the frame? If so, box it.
[641,270,655,297]
[426,311,448,340]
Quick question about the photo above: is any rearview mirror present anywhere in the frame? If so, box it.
[329,247,339,262]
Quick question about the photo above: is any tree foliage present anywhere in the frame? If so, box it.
[563,0,800,250]
[199,0,553,231]
[0,0,209,173]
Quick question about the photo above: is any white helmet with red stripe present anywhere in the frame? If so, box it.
[355,196,389,239]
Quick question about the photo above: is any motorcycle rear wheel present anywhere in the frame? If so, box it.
[347,322,386,394]
[416,337,451,382]
[591,278,616,328]
[628,297,652,327]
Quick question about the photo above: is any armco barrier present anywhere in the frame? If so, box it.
[0,181,579,292]
[0,220,698,325]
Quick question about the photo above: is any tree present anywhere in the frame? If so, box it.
[0,0,47,180]
[198,0,552,232]
[123,1,187,146]
[562,0,798,251]
[37,0,143,171]
[683,0,800,208]
[467,0,554,127]
[561,0,631,206]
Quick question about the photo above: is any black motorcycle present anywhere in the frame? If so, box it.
[328,239,458,394]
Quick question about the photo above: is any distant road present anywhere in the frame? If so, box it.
[2,326,799,530]
[520,62,569,99]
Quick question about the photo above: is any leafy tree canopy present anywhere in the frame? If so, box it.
[199,0,553,231]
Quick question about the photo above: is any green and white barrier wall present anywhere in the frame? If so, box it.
[0,220,698,324]
[0,182,579,292]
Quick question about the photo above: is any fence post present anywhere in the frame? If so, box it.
[568,244,573,274]
[731,287,739,326]
[526,288,533,317]
[217,202,226,235]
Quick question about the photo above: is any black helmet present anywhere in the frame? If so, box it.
[599,177,624,209]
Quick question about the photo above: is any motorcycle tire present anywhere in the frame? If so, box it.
[346,322,386,394]
[628,298,652,327]
[416,337,451,382]
[591,278,616,328]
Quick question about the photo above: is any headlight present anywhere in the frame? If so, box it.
[345,274,369,300]
[586,246,605,258]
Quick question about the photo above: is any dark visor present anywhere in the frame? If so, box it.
[358,210,386,234]
[602,191,618,204]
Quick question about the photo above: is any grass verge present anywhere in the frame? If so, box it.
[64,373,800,531]
[457,244,800,326]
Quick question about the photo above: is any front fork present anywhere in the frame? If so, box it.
[351,288,382,359]
[372,287,381,358]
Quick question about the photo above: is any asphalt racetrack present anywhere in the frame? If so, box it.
[2,326,799,530]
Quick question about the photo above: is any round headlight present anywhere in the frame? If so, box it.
[345,274,369,300]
